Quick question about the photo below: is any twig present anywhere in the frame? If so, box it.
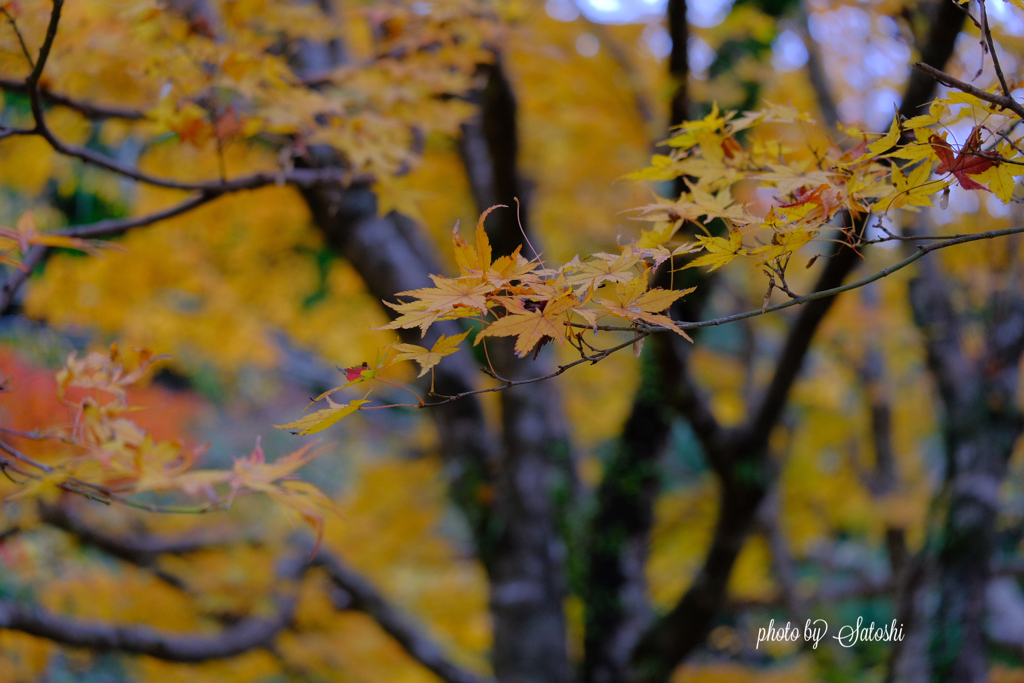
[396,223,1024,412]
[567,223,1024,335]
[315,550,495,683]
[912,62,1024,120]
[1,8,35,69]
[978,0,1011,98]
[0,550,309,662]
[26,0,62,90]
[0,77,146,120]
[0,192,228,314]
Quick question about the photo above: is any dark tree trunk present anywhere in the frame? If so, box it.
[458,55,573,683]
[906,253,1024,683]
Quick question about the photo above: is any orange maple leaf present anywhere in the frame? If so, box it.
[476,292,578,357]
[598,277,695,340]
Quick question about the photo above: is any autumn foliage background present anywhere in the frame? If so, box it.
[1,0,1024,682]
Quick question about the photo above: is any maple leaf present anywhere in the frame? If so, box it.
[398,275,493,312]
[684,230,746,271]
[392,330,470,377]
[597,277,695,340]
[866,113,901,156]
[638,221,680,249]
[56,345,169,402]
[757,166,834,197]
[341,362,373,383]
[379,298,481,337]
[902,101,946,131]
[563,246,642,293]
[929,128,998,192]
[974,163,1024,202]
[638,241,701,269]
[378,275,493,336]
[453,204,505,274]
[749,228,817,263]
[663,102,726,149]
[872,163,948,213]
[774,184,844,227]
[476,291,579,357]
[267,479,342,557]
[274,397,370,435]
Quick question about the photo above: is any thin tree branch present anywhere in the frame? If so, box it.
[0,191,231,314]
[38,503,239,562]
[574,223,1024,335]
[26,0,62,90]
[0,550,308,662]
[315,551,495,683]
[913,62,1024,120]
[36,503,491,683]
[978,0,1011,98]
[0,245,45,314]
[13,3,365,193]
[339,222,1024,418]
[0,77,146,120]
[1,8,34,70]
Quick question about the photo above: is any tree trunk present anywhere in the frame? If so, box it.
[906,252,1024,683]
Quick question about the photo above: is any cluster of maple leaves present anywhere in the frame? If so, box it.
[4,0,1024,552]
[6,345,339,546]
[277,93,1024,436]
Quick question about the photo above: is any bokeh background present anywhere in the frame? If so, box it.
[1,0,1023,681]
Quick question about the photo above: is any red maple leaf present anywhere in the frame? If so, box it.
[342,362,370,382]
[929,127,998,192]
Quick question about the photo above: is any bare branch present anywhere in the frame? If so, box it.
[316,550,495,683]
[978,0,1011,98]
[36,503,491,683]
[0,245,46,314]
[0,77,146,120]
[26,0,62,90]
[1,8,34,69]
[0,551,308,662]
[39,503,239,562]
[913,62,1024,120]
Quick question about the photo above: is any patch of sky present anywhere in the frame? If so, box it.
[771,29,808,72]
[641,22,673,59]
[563,0,733,25]
[987,193,1012,218]
[688,0,734,28]
[689,35,716,79]
[948,185,982,216]
[990,0,1024,36]
[545,0,580,22]
[863,87,900,129]
[865,213,900,249]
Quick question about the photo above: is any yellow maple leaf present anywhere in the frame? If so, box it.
[274,397,370,435]
[902,101,946,130]
[974,164,1023,203]
[397,275,493,313]
[563,246,642,293]
[597,277,695,340]
[872,163,948,212]
[866,113,901,156]
[476,292,578,357]
[684,230,746,271]
[392,330,470,377]
[453,204,504,274]
[378,275,493,336]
